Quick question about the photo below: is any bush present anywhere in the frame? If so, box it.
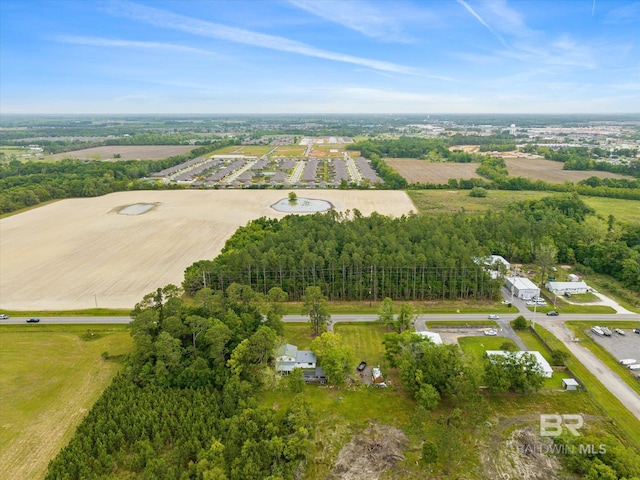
[551,349,569,366]
[512,316,528,330]
[469,186,488,197]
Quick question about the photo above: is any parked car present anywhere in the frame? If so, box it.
[357,361,367,372]
[634,328,640,334]
[501,300,511,305]
[0,314,9,319]
[614,328,625,336]
[488,314,500,320]
[564,292,572,298]
[484,329,498,336]
[546,311,559,316]
[26,317,40,323]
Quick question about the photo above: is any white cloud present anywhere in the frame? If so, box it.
[106,1,447,78]
[288,0,413,43]
[56,35,218,55]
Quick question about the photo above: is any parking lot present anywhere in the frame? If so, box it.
[588,328,640,362]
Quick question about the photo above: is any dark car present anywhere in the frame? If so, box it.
[634,328,640,334]
[26,317,40,323]
[546,311,559,316]
[357,361,367,372]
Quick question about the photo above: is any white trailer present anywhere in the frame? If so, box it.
[619,359,637,366]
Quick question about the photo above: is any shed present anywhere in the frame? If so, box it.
[504,276,540,300]
[562,378,580,391]
[545,281,589,295]
[567,273,580,282]
[486,350,553,378]
[413,330,443,345]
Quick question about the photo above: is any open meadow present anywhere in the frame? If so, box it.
[0,190,415,311]
[0,325,132,480]
[51,145,196,161]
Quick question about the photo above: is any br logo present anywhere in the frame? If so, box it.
[539,414,584,436]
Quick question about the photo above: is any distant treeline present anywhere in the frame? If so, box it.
[183,193,640,299]
[0,139,236,214]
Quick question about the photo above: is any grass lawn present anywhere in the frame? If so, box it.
[282,322,316,350]
[285,299,511,315]
[458,335,518,361]
[0,325,132,480]
[334,322,389,367]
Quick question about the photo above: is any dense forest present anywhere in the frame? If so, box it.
[0,139,236,213]
[46,284,312,480]
[182,193,640,301]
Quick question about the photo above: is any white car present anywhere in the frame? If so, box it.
[0,314,8,319]
[484,329,498,336]
[488,314,500,320]
[614,328,625,336]
[501,300,511,305]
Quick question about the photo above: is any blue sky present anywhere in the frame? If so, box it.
[1,0,639,114]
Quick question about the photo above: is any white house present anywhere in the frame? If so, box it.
[413,330,443,345]
[545,281,590,295]
[486,350,553,378]
[504,276,540,300]
[275,344,317,374]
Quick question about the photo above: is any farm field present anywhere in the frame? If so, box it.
[0,190,415,311]
[51,145,196,161]
[0,325,132,480]
[503,156,628,183]
[273,145,307,156]
[384,158,483,184]
[211,145,273,156]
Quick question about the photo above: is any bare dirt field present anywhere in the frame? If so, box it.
[384,159,483,184]
[503,157,628,183]
[52,145,196,161]
[0,190,415,311]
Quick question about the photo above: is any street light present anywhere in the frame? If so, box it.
[94,294,98,308]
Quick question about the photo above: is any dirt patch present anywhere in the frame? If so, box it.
[328,424,409,480]
[384,159,483,184]
[503,157,627,183]
[482,425,562,479]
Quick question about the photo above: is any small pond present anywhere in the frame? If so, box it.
[118,203,155,215]
[271,197,332,213]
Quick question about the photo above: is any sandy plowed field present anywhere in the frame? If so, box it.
[503,157,627,183]
[52,145,196,160]
[384,159,483,184]
[0,190,415,310]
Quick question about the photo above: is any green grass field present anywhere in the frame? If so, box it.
[582,196,640,224]
[407,190,549,214]
[458,335,517,360]
[0,325,132,480]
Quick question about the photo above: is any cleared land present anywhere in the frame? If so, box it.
[384,159,483,184]
[0,190,415,311]
[503,157,628,183]
[51,145,196,161]
[0,325,132,480]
